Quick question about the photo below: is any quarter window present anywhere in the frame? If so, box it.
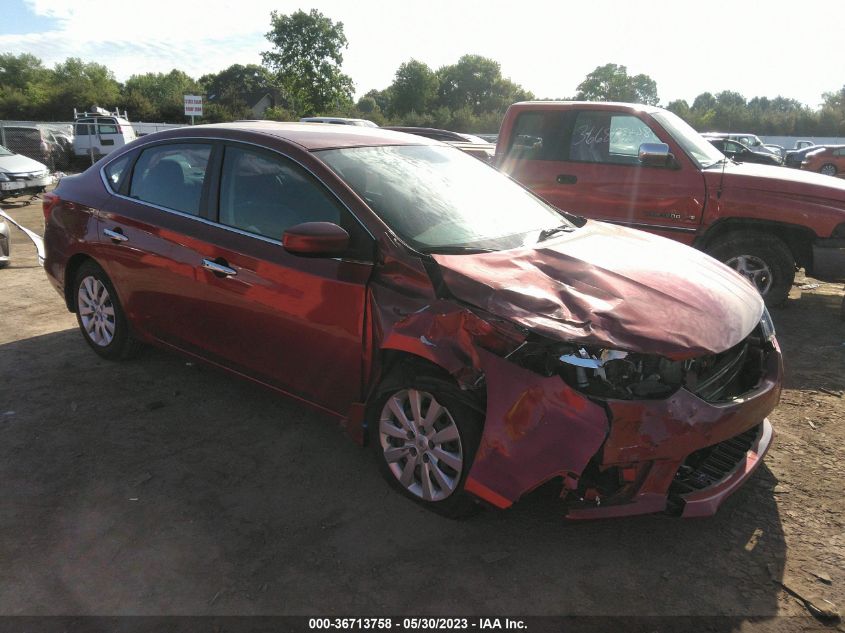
[129,144,211,215]
[218,145,341,240]
[103,152,134,193]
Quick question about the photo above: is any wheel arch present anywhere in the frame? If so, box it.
[363,347,486,444]
[63,252,97,311]
[695,218,815,270]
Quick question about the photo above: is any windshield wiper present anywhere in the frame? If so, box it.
[538,225,575,242]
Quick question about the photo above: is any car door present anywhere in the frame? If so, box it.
[98,141,219,347]
[183,142,373,414]
[503,109,706,244]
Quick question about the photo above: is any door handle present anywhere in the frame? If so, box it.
[201,258,237,277]
[103,227,128,242]
[556,174,577,185]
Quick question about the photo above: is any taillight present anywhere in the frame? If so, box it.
[42,191,61,224]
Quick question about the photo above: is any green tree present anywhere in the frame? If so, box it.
[261,9,354,116]
[436,54,532,114]
[200,64,277,121]
[575,63,659,105]
[389,59,438,116]
[0,53,50,118]
[122,69,200,122]
[46,58,121,119]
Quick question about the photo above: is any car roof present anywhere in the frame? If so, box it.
[151,121,437,151]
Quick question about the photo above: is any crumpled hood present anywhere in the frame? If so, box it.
[433,221,764,360]
[0,153,48,174]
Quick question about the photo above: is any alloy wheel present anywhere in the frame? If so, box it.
[379,388,464,502]
[820,164,837,177]
[77,275,116,346]
[725,254,774,296]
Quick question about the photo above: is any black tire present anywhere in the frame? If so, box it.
[820,163,838,177]
[369,363,483,518]
[707,232,795,307]
[73,260,141,360]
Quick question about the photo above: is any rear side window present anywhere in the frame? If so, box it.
[505,111,573,161]
[129,144,212,215]
[218,145,341,240]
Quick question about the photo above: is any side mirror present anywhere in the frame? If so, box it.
[638,142,675,168]
[283,221,349,256]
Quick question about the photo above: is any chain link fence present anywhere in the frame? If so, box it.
[0,120,188,173]
[0,121,75,172]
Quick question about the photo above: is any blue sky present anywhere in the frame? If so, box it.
[1,0,843,106]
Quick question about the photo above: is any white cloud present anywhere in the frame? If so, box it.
[3,0,844,106]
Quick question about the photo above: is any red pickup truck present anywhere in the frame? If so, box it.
[495,102,845,305]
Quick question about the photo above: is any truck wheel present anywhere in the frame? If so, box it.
[708,233,794,307]
[820,163,838,177]
[369,364,483,518]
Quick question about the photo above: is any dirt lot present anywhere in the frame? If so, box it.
[1,193,843,630]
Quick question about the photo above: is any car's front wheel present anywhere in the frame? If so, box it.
[707,232,795,307]
[73,261,141,360]
[820,163,838,177]
[371,368,482,517]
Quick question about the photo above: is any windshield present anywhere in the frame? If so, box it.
[652,110,726,168]
[318,144,568,252]
[0,145,13,156]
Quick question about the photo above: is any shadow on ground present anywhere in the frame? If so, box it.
[0,328,791,630]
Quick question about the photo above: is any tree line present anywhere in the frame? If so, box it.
[0,10,843,136]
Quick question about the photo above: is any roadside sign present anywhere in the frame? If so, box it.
[184,95,203,118]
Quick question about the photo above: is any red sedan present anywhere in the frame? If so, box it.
[42,122,782,518]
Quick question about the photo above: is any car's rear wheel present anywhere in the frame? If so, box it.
[707,232,794,307]
[820,163,838,177]
[73,261,140,360]
[370,367,482,518]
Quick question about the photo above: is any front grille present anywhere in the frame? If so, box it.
[686,329,768,403]
[669,424,761,496]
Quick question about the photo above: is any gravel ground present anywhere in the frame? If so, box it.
[1,193,843,631]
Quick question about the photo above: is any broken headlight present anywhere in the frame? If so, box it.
[508,339,686,400]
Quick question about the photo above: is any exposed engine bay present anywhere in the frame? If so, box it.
[508,322,773,403]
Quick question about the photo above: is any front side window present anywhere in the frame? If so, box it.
[129,143,211,215]
[218,145,341,241]
[569,112,661,164]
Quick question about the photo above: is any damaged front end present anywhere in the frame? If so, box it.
[367,223,782,519]
[463,312,781,518]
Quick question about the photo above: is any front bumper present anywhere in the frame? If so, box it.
[465,339,782,519]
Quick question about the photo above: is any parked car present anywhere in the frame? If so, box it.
[383,127,496,161]
[300,116,378,127]
[784,144,824,168]
[702,132,778,156]
[762,144,785,158]
[801,145,845,177]
[0,217,9,268]
[0,125,62,169]
[704,137,783,166]
[0,144,52,201]
[495,101,845,306]
[73,107,136,160]
[42,122,782,519]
